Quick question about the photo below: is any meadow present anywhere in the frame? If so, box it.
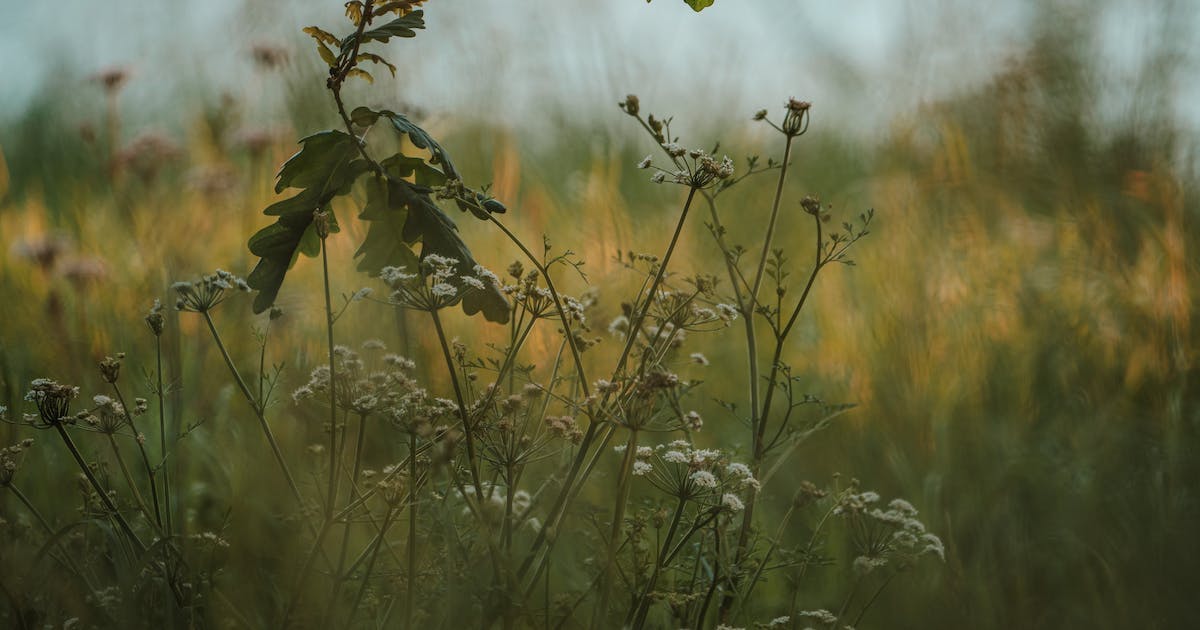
[1,3,1197,629]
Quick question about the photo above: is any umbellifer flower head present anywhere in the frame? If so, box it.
[173,269,250,313]
[24,379,80,427]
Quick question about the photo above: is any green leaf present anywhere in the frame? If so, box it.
[303,26,341,47]
[341,10,425,52]
[347,68,374,84]
[356,52,397,77]
[247,130,368,313]
[684,0,715,10]
[353,167,510,323]
[274,130,360,193]
[316,41,337,67]
[378,109,462,180]
[354,175,420,276]
[349,106,380,128]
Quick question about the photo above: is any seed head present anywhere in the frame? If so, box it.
[99,355,122,384]
[145,299,166,336]
[782,98,812,136]
[800,195,822,216]
[620,94,640,116]
[173,269,250,313]
[25,379,80,427]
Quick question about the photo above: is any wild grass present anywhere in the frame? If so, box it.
[1,6,1198,629]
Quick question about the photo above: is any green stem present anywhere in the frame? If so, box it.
[7,484,96,591]
[54,423,145,552]
[321,237,341,519]
[430,308,485,501]
[406,431,419,628]
[200,311,306,512]
[629,495,687,628]
[429,308,504,585]
[515,185,698,587]
[104,434,155,526]
[749,134,795,301]
[346,504,398,629]
[594,428,639,629]
[852,573,895,627]
[325,412,369,627]
[723,212,822,623]
[609,186,697,383]
[108,384,162,529]
[155,335,173,538]
[729,497,800,621]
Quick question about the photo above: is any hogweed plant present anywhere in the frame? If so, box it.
[0,2,942,629]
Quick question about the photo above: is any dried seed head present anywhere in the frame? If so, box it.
[621,94,640,116]
[782,98,812,136]
[800,195,822,215]
[145,299,165,336]
[313,209,331,240]
[25,379,80,427]
[99,356,122,384]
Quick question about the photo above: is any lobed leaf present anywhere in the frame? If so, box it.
[247,130,369,313]
[356,52,397,77]
[353,162,510,323]
[347,68,374,84]
[302,26,341,47]
[341,10,425,52]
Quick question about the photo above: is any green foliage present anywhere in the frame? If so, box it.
[246,130,367,313]
[647,0,716,11]
[247,8,508,323]
[348,10,426,47]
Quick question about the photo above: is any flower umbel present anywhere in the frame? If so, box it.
[173,269,250,313]
[24,379,80,427]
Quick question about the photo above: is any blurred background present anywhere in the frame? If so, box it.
[1,0,1198,628]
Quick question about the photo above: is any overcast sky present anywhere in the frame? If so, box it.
[2,0,1197,140]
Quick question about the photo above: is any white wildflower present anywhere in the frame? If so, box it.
[690,470,717,488]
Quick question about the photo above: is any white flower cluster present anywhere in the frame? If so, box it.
[619,440,758,509]
[380,256,501,312]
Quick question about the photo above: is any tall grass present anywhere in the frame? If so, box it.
[1,8,1197,628]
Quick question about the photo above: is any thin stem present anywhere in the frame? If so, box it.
[321,237,341,521]
[779,213,825,341]
[406,431,419,628]
[629,495,688,628]
[609,186,698,383]
[729,497,800,621]
[515,186,698,586]
[722,212,823,623]
[429,308,504,586]
[749,134,795,302]
[200,311,305,511]
[852,573,895,627]
[485,215,592,403]
[7,484,96,591]
[104,434,155,526]
[594,428,639,629]
[693,523,722,630]
[346,504,398,629]
[54,423,145,552]
[108,384,162,529]
[328,412,370,626]
[430,309,485,500]
[155,335,174,537]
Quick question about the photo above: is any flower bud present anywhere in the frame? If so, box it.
[621,94,640,116]
[782,98,811,136]
[314,209,331,239]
